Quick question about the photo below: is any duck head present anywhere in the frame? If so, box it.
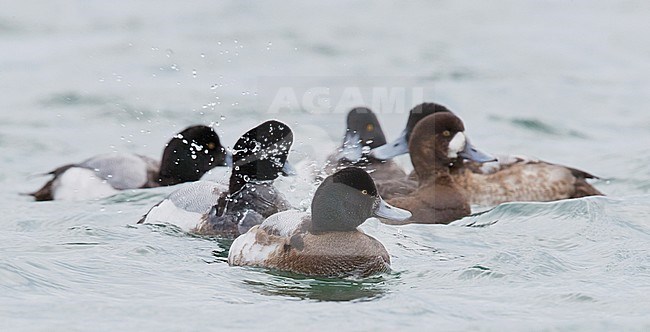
[409,113,495,180]
[370,102,451,160]
[339,107,388,162]
[158,125,230,185]
[229,120,294,193]
[310,167,411,233]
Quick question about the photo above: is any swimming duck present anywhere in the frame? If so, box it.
[30,125,231,201]
[322,107,406,182]
[228,167,411,278]
[371,103,603,206]
[139,120,295,237]
[385,112,495,224]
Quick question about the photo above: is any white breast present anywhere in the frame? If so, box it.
[141,181,226,231]
[228,210,307,266]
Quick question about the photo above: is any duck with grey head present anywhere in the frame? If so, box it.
[228,166,411,278]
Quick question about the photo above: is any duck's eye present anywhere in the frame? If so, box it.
[442,130,451,137]
[361,189,368,195]
[207,142,217,150]
[366,124,374,131]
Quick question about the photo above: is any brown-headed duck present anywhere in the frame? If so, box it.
[371,102,603,206]
[386,112,495,224]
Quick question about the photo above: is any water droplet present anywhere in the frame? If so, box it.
[220,115,226,120]
[192,69,197,78]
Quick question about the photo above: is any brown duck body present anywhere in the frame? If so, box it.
[388,173,470,224]
[400,158,604,207]
[451,160,603,206]
[228,210,390,278]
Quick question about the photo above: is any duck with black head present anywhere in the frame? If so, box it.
[322,107,406,182]
[385,112,495,224]
[139,120,295,238]
[371,102,604,206]
[228,167,411,278]
[29,125,230,201]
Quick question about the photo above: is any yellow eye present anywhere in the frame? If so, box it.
[366,124,374,131]
[361,189,368,195]
[207,142,216,150]
[442,130,451,137]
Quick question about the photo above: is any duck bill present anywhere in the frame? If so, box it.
[340,132,363,162]
[458,138,496,163]
[281,160,297,176]
[373,197,412,221]
[369,129,408,160]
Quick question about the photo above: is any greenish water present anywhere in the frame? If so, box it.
[2,0,650,331]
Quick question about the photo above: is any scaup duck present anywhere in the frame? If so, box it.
[228,167,411,278]
[139,120,295,237]
[30,125,230,201]
[386,112,495,224]
[371,103,603,205]
[322,107,406,182]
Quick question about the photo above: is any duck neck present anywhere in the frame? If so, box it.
[157,166,197,186]
[411,144,452,184]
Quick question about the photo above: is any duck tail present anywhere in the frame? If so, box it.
[571,179,604,198]
[24,164,76,201]
[567,166,599,180]
[26,178,56,201]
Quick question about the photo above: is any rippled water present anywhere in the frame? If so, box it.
[2,1,650,330]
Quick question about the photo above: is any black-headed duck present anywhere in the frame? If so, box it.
[228,167,411,278]
[139,120,295,237]
[30,125,230,201]
[323,107,406,182]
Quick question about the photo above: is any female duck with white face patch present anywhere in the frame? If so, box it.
[371,102,604,206]
[385,112,495,224]
[29,125,230,201]
[139,120,295,238]
[228,167,411,278]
